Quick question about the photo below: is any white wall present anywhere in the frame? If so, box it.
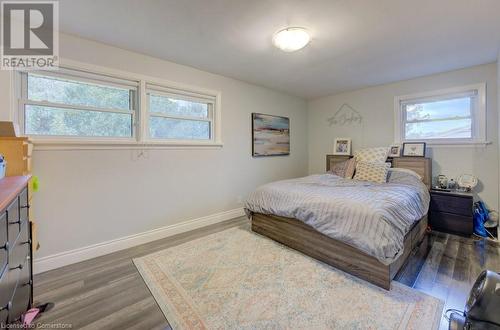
[0,34,308,262]
[308,63,498,210]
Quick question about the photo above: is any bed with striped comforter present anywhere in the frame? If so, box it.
[244,172,430,265]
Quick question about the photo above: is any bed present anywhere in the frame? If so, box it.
[245,155,432,290]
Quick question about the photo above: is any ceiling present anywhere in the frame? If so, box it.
[58,0,500,99]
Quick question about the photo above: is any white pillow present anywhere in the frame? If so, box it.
[354,147,390,163]
[353,161,391,183]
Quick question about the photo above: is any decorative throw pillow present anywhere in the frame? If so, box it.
[344,158,356,179]
[353,161,391,183]
[329,158,356,179]
[354,147,390,163]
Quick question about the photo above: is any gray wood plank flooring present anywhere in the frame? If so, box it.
[33,217,500,329]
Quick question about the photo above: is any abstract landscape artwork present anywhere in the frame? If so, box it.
[252,113,290,157]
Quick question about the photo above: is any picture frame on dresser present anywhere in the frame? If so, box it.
[333,138,352,156]
[388,145,401,157]
[402,142,426,157]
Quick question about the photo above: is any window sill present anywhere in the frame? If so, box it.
[31,139,224,151]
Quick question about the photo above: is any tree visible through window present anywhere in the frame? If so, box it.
[18,67,222,145]
[147,88,214,140]
[21,72,137,138]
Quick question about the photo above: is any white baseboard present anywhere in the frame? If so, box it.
[34,208,246,274]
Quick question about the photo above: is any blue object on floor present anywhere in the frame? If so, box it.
[473,201,489,237]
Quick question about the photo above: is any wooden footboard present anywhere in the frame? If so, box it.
[251,213,428,290]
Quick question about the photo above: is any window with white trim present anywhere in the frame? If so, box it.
[395,84,486,144]
[19,69,138,140]
[146,84,215,141]
[16,64,222,147]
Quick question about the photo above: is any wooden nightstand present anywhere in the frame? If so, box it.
[429,190,473,236]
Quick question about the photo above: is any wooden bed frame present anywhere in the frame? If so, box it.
[251,155,432,290]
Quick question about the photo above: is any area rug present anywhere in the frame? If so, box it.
[134,227,444,329]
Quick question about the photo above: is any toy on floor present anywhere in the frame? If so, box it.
[21,302,54,326]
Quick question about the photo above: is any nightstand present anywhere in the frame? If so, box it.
[429,190,473,236]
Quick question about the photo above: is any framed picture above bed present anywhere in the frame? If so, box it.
[252,113,290,157]
[333,138,351,155]
[402,142,426,157]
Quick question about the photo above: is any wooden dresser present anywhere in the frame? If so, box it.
[429,190,473,236]
[0,176,33,325]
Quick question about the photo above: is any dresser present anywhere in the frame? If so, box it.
[0,176,33,325]
[429,190,473,236]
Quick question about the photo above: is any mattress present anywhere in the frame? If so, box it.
[244,171,430,265]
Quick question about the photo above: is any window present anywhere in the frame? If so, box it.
[16,63,222,148]
[146,84,216,141]
[395,84,486,144]
[19,69,138,140]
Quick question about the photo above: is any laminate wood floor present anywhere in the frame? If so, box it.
[33,217,500,329]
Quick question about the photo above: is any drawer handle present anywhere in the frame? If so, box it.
[0,301,12,312]
[20,204,29,209]
[10,263,23,271]
[21,239,32,245]
[0,242,8,251]
[8,219,21,225]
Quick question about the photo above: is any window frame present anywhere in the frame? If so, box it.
[13,59,223,149]
[18,68,139,143]
[145,83,216,143]
[394,84,487,146]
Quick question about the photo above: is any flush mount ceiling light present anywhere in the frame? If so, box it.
[272,27,310,52]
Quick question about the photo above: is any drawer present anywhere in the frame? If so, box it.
[8,258,31,323]
[429,211,473,236]
[6,198,20,248]
[9,231,30,272]
[19,188,29,224]
[0,265,16,315]
[0,212,6,274]
[430,194,472,216]
[410,216,427,249]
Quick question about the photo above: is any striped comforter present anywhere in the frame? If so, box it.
[244,172,430,265]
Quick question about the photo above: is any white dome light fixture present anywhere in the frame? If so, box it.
[273,27,310,52]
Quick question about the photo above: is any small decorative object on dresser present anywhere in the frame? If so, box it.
[402,142,426,157]
[437,175,448,189]
[429,189,473,236]
[333,138,351,155]
[457,174,478,192]
[388,145,401,157]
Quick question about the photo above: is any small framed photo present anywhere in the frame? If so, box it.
[402,142,426,157]
[333,138,351,155]
[389,145,401,157]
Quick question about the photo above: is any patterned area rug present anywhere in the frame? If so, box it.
[134,227,444,329]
